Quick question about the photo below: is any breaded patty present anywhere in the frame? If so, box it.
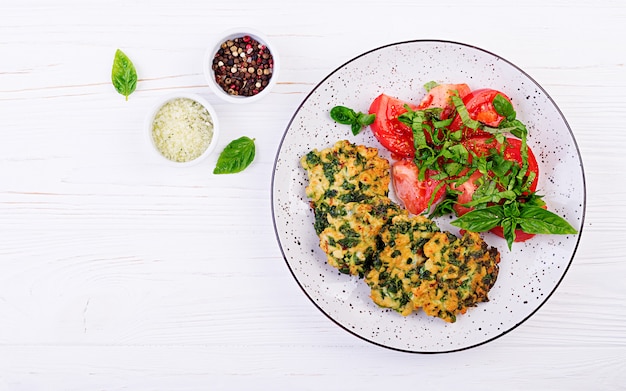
[301,140,402,277]
[318,196,405,277]
[301,140,501,323]
[365,214,440,315]
[413,231,500,323]
[300,140,391,206]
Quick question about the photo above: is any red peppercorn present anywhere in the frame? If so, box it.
[212,34,273,97]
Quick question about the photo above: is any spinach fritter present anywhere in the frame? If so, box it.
[300,140,391,206]
[365,214,440,315]
[319,197,405,277]
[413,231,500,322]
[301,140,501,323]
[301,140,402,277]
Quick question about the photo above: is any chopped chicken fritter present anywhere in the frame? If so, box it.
[319,197,405,277]
[365,214,440,315]
[301,140,501,323]
[413,231,500,322]
[301,140,402,277]
[300,140,391,206]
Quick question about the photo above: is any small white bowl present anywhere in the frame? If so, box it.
[145,92,220,166]
[203,28,279,104]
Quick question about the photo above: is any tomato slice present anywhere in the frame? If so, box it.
[391,159,446,215]
[417,83,471,116]
[461,136,539,193]
[489,226,536,242]
[450,88,512,139]
[451,170,482,217]
[369,94,417,159]
[368,87,472,158]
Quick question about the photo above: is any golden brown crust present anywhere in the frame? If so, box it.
[318,197,404,277]
[365,214,440,315]
[300,140,391,206]
[301,141,501,323]
[414,231,500,322]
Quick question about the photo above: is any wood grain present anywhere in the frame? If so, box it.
[1,0,625,389]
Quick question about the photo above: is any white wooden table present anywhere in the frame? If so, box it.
[1,1,625,389]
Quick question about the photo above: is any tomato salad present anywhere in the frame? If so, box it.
[330,82,577,249]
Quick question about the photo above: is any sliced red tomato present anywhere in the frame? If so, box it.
[450,88,512,139]
[451,170,482,217]
[417,83,471,117]
[368,87,473,158]
[452,136,540,241]
[489,226,536,242]
[461,136,539,193]
[391,159,446,215]
[369,94,417,159]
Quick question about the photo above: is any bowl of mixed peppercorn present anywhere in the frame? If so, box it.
[204,28,279,104]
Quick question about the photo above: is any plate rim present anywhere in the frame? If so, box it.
[270,39,587,353]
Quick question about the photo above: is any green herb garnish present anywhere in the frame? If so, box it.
[330,106,375,135]
[451,203,577,249]
[213,136,256,174]
[111,49,137,101]
[423,80,439,92]
[397,88,577,248]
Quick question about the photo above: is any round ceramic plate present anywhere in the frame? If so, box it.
[271,40,585,353]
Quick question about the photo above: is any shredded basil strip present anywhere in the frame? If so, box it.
[451,95,480,130]
[423,80,439,92]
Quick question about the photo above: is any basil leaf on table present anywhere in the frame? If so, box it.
[213,136,256,174]
[111,49,137,101]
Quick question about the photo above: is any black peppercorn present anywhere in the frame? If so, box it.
[212,35,274,97]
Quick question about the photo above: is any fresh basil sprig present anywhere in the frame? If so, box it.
[213,136,256,174]
[330,106,375,135]
[451,203,577,249]
[111,49,137,101]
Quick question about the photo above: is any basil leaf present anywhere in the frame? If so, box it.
[491,153,514,178]
[523,193,546,208]
[517,206,578,235]
[501,217,517,249]
[330,106,374,135]
[330,106,357,125]
[450,205,505,232]
[111,49,137,101]
[213,136,256,174]
[356,112,376,127]
[492,94,516,121]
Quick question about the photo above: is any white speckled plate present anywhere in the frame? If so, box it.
[271,40,585,353]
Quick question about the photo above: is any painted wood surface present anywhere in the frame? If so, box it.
[1,0,625,389]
